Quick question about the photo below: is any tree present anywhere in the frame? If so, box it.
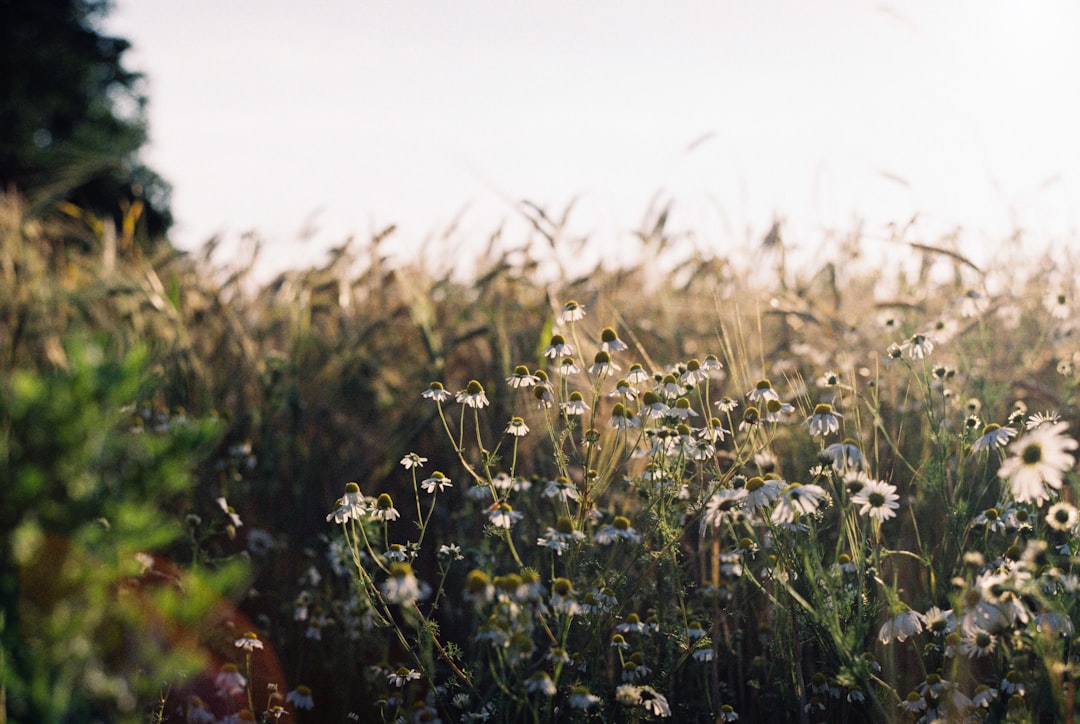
[0,0,173,241]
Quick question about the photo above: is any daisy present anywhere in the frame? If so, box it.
[421,381,452,402]
[971,423,1017,453]
[805,403,842,438]
[537,517,586,555]
[654,373,684,398]
[599,326,628,352]
[456,380,490,408]
[504,416,530,436]
[589,350,620,377]
[506,365,539,388]
[387,667,422,687]
[370,493,400,521]
[714,396,739,413]
[770,482,829,525]
[639,391,669,419]
[1026,410,1062,430]
[568,686,600,710]
[594,515,642,544]
[525,672,556,696]
[958,628,997,658]
[878,608,923,643]
[668,397,699,421]
[542,477,580,502]
[420,471,452,493]
[608,378,638,400]
[543,334,574,359]
[610,403,639,430]
[214,663,247,698]
[900,333,934,359]
[743,475,784,510]
[1046,501,1078,531]
[922,606,954,635]
[824,438,864,472]
[638,686,671,717]
[561,391,589,416]
[399,452,427,469]
[556,357,580,376]
[746,379,779,404]
[381,563,428,605]
[701,488,747,529]
[561,300,586,322]
[486,501,523,528]
[680,358,709,385]
[997,421,1077,503]
[234,631,263,652]
[851,478,900,522]
[625,363,652,384]
[1045,289,1072,319]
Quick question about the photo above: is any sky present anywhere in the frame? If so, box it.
[105,1,1080,275]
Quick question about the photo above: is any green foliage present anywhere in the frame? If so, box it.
[0,338,240,723]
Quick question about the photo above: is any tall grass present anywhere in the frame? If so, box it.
[2,190,1078,722]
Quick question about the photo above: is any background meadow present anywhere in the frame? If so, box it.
[4,2,1080,722]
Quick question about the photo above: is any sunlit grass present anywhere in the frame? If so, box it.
[2,191,1079,722]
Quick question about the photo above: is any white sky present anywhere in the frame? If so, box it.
[106,1,1080,275]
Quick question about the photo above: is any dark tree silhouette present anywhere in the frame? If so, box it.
[0,0,173,241]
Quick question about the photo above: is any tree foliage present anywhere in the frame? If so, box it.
[0,0,172,241]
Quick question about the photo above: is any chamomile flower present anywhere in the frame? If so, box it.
[599,326,628,352]
[387,667,422,687]
[746,379,779,404]
[1026,410,1062,430]
[959,628,997,658]
[506,365,539,388]
[900,333,934,359]
[971,423,1017,453]
[610,402,639,430]
[561,300,586,322]
[851,478,900,522]
[561,391,589,416]
[770,482,829,524]
[456,380,490,408]
[625,363,651,384]
[1045,289,1072,319]
[381,563,429,605]
[543,477,580,502]
[556,357,580,376]
[714,396,739,413]
[823,438,864,472]
[422,381,452,402]
[537,516,586,555]
[589,350,620,377]
[543,334,574,359]
[215,663,247,698]
[525,672,557,696]
[594,515,642,544]
[638,686,671,717]
[487,501,523,529]
[702,488,748,529]
[285,685,314,710]
[370,493,401,521]
[997,421,1077,504]
[234,631,264,652]
[568,685,600,710]
[680,358,709,385]
[878,608,923,643]
[420,471,453,493]
[805,403,842,438]
[1046,501,1078,531]
[504,416,530,436]
[399,452,427,469]
[743,476,784,510]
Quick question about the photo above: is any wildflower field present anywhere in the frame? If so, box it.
[3,192,1080,723]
